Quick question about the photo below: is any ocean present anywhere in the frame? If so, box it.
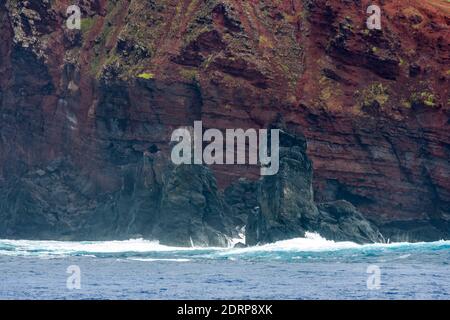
[0,233,449,300]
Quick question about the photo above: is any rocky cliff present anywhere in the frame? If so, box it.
[0,0,449,244]
[244,129,384,245]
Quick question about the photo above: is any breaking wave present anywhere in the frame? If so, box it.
[0,232,448,261]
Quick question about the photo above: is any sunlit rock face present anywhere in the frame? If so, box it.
[0,0,448,243]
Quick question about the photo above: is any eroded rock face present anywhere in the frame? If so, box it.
[316,201,384,244]
[247,130,319,245]
[245,130,383,245]
[0,122,383,246]
[155,163,232,247]
[0,153,232,246]
[0,0,449,242]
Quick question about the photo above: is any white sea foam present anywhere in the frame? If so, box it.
[0,238,215,256]
[227,228,246,248]
[209,232,363,257]
[0,233,448,258]
[127,258,191,262]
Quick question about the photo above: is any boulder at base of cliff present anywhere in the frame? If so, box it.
[316,200,385,244]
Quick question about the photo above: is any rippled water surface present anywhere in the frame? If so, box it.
[0,233,449,299]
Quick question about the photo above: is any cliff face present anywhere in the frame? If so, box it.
[0,0,449,242]
[244,129,384,245]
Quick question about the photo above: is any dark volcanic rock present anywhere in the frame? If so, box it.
[246,130,319,245]
[379,220,450,243]
[316,201,385,244]
[246,130,384,246]
[0,126,384,246]
[154,163,232,247]
[224,178,258,228]
[0,153,232,247]
[233,242,247,248]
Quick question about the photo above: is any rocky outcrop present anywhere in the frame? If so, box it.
[316,201,384,244]
[224,178,258,228]
[154,162,232,247]
[0,153,233,246]
[245,130,383,245]
[0,125,383,246]
[246,130,319,245]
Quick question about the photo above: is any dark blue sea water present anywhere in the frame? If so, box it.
[0,233,449,299]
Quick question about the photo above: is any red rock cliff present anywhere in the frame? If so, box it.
[0,0,449,240]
